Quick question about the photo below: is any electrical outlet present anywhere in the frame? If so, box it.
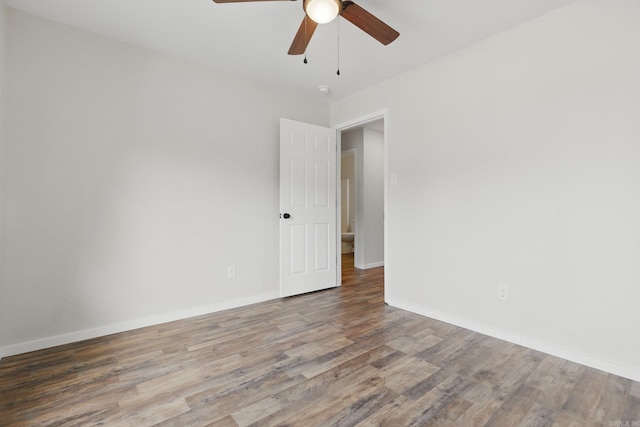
[498,285,509,301]
[227,265,236,279]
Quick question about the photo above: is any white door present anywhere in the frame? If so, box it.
[280,118,337,297]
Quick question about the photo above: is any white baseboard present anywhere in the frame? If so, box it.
[0,292,280,360]
[386,298,640,383]
[355,261,384,270]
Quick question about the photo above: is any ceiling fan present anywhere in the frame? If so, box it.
[212,0,399,55]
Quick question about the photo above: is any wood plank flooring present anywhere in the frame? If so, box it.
[1,254,639,426]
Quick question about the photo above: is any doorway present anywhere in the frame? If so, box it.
[336,114,387,292]
[278,115,385,298]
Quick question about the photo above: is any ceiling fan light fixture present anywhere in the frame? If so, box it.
[304,0,341,24]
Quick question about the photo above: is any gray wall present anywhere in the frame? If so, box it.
[332,0,640,381]
[0,2,6,317]
[0,10,328,355]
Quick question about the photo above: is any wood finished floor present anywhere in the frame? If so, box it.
[1,254,639,426]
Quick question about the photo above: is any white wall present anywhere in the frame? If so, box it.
[362,128,384,268]
[0,1,6,311]
[0,10,328,356]
[331,0,640,381]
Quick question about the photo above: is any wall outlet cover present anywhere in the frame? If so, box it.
[227,265,236,279]
[498,285,509,301]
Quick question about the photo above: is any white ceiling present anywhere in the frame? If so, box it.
[6,0,577,101]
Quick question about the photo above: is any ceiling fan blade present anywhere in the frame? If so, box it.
[340,1,399,45]
[212,0,292,3]
[288,15,318,55]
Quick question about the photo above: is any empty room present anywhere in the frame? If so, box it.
[0,0,639,425]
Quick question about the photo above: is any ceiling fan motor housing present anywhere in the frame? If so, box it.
[303,0,343,24]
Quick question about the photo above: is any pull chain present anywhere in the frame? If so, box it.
[336,16,341,75]
[303,16,308,64]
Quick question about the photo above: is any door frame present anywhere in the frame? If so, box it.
[333,109,389,294]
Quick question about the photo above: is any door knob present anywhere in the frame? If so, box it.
[283,213,291,219]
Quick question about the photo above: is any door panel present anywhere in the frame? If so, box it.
[280,118,337,297]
